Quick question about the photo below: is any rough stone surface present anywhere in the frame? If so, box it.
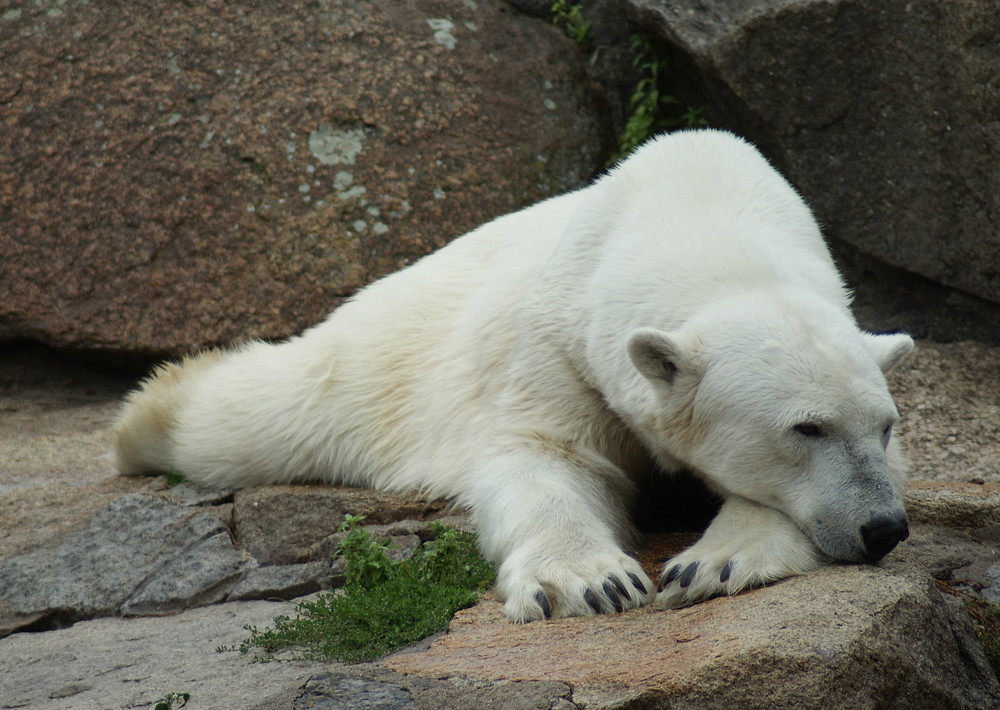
[905,482,1000,529]
[0,598,578,710]
[0,483,462,635]
[233,485,452,565]
[120,529,252,616]
[384,565,1000,709]
[0,0,604,358]
[626,0,1000,330]
[293,671,576,710]
[0,599,321,710]
[887,341,1000,484]
[0,493,253,633]
[227,561,330,602]
[294,674,418,710]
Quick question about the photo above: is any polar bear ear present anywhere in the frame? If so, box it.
[866,332,914,373]
[627,328,700,384]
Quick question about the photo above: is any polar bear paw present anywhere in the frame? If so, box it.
[655,517,821,607]
[497,547,655,622]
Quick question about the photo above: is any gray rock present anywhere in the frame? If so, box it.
[122,532,253,616]
[0,599,322,710]
[227,562,331,602]
[626,0,1000,333]
[981,564,1000,605]
[0,494,254,634]
[165,482,236,507]
[294,674,417,710]
[294,671,578,710]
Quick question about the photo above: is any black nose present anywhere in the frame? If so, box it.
[861,515,909,562]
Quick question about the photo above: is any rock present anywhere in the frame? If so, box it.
[0,596,577,710]
[0,0,604,359]
[982,565,1000,605]
[227,562,331,603]
[886,341,1000,484]
[294,671,576,710]
[294,674,418,710]
[383,565,1000,709]
[0,599,322,710]
[906,481,1000,528]
[625,0,1000,333]
[0,493,254,634]
[121,531,252,616]
[232,485,451,565]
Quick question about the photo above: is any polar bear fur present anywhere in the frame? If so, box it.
[116,129,913,622]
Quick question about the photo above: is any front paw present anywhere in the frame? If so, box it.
[497,547,655,622]
[656,530,820,607]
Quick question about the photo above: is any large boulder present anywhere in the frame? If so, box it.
[626,0,1000,337]
[385,565,1000,709]
[0,0,604,360]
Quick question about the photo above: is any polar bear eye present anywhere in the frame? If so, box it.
[881,422,893,448]
[794,423,824,438]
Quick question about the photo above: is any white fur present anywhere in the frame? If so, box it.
[116,130,912,621]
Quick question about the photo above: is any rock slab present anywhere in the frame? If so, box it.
[0,493,254,633]
[384,565,1000,709]
[0,599,320,710]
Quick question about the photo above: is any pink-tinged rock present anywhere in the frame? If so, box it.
[384,564,1000,709]
[0,0,603,359]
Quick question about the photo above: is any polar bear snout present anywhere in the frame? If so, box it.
[860,513,909,562]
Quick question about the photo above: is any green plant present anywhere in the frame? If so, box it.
[551,0,591,46]
[150,692,189,710]
[222,517,495,663]
[164,468,186,488]
[610,34,708,165]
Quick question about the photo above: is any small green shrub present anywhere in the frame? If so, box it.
[223,516,495,663]
[149,692,189,710]
[551,0,591,46]
[164,469,186,488]
[610,35,708,165]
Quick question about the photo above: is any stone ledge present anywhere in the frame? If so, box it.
[383,564,1000,709]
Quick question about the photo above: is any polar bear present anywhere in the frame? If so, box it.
[116,129,913,622]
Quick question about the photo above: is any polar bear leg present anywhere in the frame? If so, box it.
[656,495,822,607]
[468,446,655,622]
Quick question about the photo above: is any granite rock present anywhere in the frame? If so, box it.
[0,0,603,359]
[384,564,1000,709]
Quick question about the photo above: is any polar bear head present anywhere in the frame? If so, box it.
[627,305,914,564]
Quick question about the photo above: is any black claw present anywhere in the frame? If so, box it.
[534,589,552,619]
[659,564,681,592]
[609,574,631,602]
[678,562,699,588]
[627,571,648,596]
[719,561,733,584]
[602,581,624,613]
[584,588,603,614]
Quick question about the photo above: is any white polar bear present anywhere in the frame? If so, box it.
[115,129,913,622]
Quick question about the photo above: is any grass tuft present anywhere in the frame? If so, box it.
[221,515,495,663]
[551,1,591,47]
